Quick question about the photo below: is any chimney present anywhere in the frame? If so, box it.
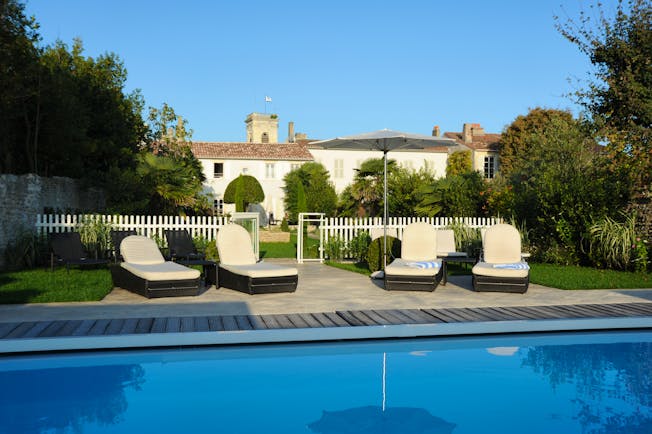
[472,123,485,136]
[288,121,295,143]
[462,123,473,143]
[432,125,441,137]
[295,132,308,141]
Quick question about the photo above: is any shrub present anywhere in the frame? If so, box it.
[347,232,371,263]
[280,217,290,232]
[76,216,114,259]
[366,236,401,272]
[446,220,482,258]
[3,230,49,270]
[588,213,646,271]
[324,236,346,260]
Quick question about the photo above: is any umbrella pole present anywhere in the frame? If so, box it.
[383,150,388,270]
[382,352,387,412]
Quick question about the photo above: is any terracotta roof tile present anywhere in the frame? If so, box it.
[191,142,314,161]
[443,132,502,151]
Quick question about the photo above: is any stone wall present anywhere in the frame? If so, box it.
[0,174,105,268]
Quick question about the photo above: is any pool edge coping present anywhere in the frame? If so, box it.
[2,316,652,354]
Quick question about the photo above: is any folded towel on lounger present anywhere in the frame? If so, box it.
[493,263,530,270]
[407,261,440,269]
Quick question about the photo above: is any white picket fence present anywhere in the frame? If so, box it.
[35,214,229,245]
[321,216,502,246]
[35,214,501,256]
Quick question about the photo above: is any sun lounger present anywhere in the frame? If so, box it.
[384,222,443,291]
[110,235,201,298]
[49,232,108,271]
[110,229,137,263]
[472,223,529,293]
[216,224,298,294]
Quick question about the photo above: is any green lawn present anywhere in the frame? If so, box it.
[0,267,113,304]
[260,233,320,259]
[530,263,652,290]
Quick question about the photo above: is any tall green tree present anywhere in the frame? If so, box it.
[499,108,577,179]
[282,162,337,221]
[0,0,41,174]
[139,103,209,215]
[338,158,397,218]
[555,0,652,195]
[506,113,629,264]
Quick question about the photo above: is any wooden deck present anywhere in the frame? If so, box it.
[1,301,652,354]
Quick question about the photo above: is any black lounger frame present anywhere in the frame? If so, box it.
[384,267,443,292]
[218,265,298,295]
[110,264,201,298]
[472,274,529,294]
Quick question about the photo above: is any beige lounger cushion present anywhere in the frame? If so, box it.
[483,224,521,263]
[120,261,200,281]
[216,224,258,265]
[473,224,528,278]
[385,258,442,276]
[220,262,298,279]
[401,222,438,261]
[472,261,529,278]
[121,235,165,265]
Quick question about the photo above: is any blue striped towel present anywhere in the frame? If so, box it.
[407,261,440,269]
[493,263,530,270]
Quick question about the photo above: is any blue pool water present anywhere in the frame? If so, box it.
[1,331,650,434]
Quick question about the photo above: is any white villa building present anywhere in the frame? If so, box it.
[191,113,500,218]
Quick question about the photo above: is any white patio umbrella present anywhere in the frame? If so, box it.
[312,129,456,270]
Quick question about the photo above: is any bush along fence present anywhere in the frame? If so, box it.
[319,216,503,261]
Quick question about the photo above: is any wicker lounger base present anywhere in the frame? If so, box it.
[110,265,201,298]
[218,265,298,295]
[472,274,529,293]
[384,268,443,292]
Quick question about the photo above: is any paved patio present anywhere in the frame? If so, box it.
[1,260,651,322]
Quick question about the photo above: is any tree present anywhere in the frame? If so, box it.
[446,151,472,177]
[296,181,307,216]
[0,0,41,174]
[416,171,486,217]
[506,113,629,264]
[499,108,577,179]
[282,162,337,221]
[340,158,397,218]
[139,103,209,215]
[223,175,265,211]
[555,0,652,196]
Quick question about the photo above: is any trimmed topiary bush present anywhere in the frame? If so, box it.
[366,236,401,272]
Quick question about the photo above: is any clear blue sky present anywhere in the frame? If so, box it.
[25,0,601,142]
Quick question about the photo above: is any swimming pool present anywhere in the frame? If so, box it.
[1,330,650,434]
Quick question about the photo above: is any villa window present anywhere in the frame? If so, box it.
[334,159,344,178]
[265,163,275,179]
[484,155,496,179]
[213,199,224,216]
[261,132,269,143]
[213,162,224,178]
[291,163,301,171]
[242,167,249,174]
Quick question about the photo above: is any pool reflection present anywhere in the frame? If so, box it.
[0,332,650,434]
[0,365,144,434]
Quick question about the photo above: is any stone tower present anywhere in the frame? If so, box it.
[245,113,279,143]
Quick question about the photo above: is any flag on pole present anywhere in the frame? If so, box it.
[265,96,272,103]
